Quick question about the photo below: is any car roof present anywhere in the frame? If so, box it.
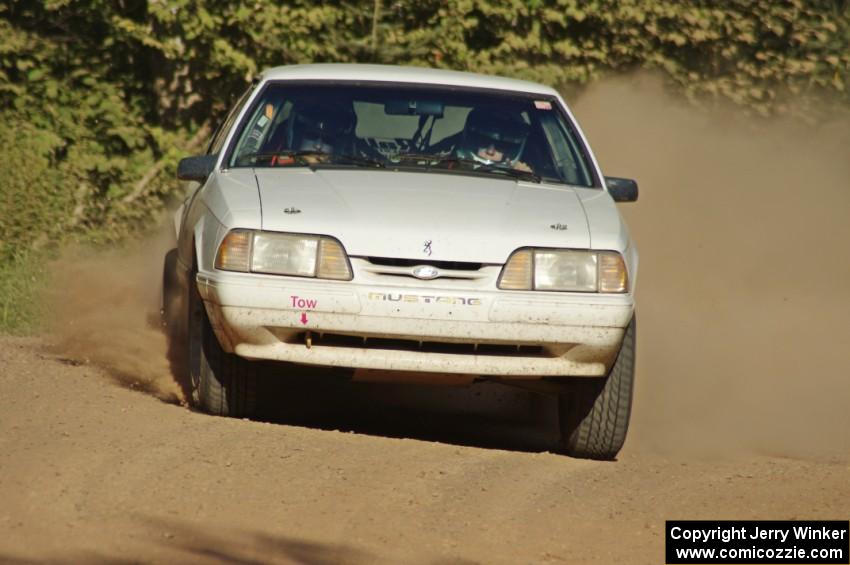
[259,64,560,97]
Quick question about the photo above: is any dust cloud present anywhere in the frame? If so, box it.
[48,228,184,404]
[573,74,850,458]
[44,74,850,459]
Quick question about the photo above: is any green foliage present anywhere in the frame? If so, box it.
[384,0,850,117]
[0,0,848,332]
[0,11,192,254]
[0,248,51,335]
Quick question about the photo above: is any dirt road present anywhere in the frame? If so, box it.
[2,77,850,563]
[2,336,848,564]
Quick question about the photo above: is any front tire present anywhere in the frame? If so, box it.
[188,272,257,417]
[558,316,636,460]
[161,249,181,339]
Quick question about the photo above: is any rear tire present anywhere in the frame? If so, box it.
[187,270,257,417]
[558,316,636,460]
[163,249,191,399]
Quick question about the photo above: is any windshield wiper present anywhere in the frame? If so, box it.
[395,154,541,183]
[393,152,450,163]
[477,163,541,184]
[280,150,386,169]
[241,150,538,181]
[328,153,386,169]
[234,151,283,166]
[235,150,385,169]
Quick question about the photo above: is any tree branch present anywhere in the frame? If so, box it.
[119,122,212,206]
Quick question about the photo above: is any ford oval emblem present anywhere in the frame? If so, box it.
[412,265,440,280]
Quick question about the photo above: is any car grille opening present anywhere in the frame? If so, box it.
[300,332,551,357]
[367,257,483,271]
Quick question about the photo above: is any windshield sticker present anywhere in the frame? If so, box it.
[534,100,552,110]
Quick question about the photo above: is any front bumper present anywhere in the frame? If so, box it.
[196,270,634,378]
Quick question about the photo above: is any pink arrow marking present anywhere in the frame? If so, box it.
[300,312,308,325]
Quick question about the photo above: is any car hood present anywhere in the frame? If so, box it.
[254,168,593,264]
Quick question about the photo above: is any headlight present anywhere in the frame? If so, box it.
[252,232,318,276]
[215,230,352,280]
[498,248,627,293]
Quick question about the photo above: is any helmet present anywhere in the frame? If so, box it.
[286,102,356,153]
[458,109,530,166]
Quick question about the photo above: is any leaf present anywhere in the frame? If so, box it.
[27,67,46,81]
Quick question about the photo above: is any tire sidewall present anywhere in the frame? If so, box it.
[187,271,203,408]
[560,315,636,460]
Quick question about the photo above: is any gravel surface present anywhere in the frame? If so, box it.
[1,336,848,564]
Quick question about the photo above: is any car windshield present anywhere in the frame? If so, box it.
[226,82,597,187]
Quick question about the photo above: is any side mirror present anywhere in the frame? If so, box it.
[605,177,639,202]
[177,154,218,183]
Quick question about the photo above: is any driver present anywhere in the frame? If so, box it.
[456,109,532,172]
[285,102,356,154]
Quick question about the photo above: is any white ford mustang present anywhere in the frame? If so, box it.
[162,64,639,459]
